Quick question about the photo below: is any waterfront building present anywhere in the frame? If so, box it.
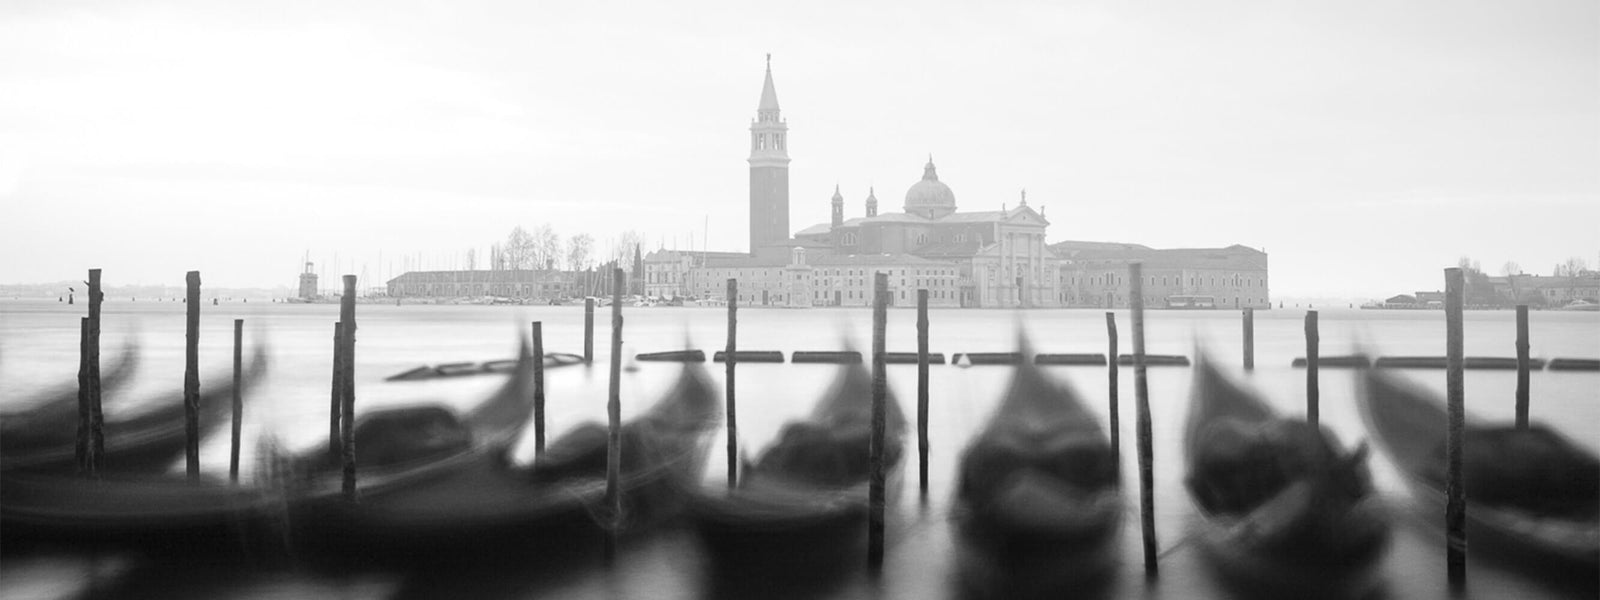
[1489,272,1600,307]
[384,57,1270,309]
[1052,241,1271,309]
[386,269,585,300]
[642,249,752,299]
[686,247,962,308]
[792,164,1061,307]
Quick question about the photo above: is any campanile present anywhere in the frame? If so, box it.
[748,54,790,253]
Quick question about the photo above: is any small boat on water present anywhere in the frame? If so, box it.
[1359,366,1599,578]
[953,353,1121,600]
[689,360,907,590]
[1,345,269,474]
[1184,356,1389,599]
[384,352,586,381]
[285,342,721,565]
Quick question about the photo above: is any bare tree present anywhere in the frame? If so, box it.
[466,248,477,271]
[613,230,644,264]
[532,224,562,270]
[567,234,593,271]
[504,226,534,269]
[1554,256,1590,277]
[1500,261,1521,276]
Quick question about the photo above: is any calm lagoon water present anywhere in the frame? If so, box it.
[1,299,1596,599]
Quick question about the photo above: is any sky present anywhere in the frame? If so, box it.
[1,0,1595,298]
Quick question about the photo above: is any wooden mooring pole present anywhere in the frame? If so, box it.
[1242,307,1254,370]
[917,289,930,499]
[340,275,357,502]
[1105,312,1120,484]
[725,278,738,489]
[584,297,595,364]
[1515,305,1530,429]
[533,321,547,455]
[604,268,625,564]
[77,317,91,475]
[87,269,104,472]
[1305,310,1319,425]
[329,322,343,460]
[1129,263,1158,575]
[1444,267,1467,587]
[230,319,243,483]
[868,272,889,571]
[184,271,201,481]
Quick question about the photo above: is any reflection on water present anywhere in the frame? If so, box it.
[1,300,1596,599]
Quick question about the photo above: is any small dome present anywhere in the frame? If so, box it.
[904,158,955,216]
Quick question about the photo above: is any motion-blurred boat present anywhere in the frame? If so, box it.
[689,361,906,590]
[383,352,585,381]
[1359,366,1599,577]
[954,355,1121,599]
[284,343,720,565]
[1,345,268,474]
[1184,356,1389,599]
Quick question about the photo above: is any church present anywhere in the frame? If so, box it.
[642,57,1269,309]
[650,57,1063,308]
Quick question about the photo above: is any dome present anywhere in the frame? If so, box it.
[904,158,956,218]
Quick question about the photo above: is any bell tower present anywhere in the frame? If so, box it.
[748,54,790,253]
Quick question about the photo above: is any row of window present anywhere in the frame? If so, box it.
[1069,273,1267,289]
[752,132,786,151]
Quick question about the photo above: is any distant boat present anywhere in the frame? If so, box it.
[1165,295,1217,309]
[1559,299,1599,312]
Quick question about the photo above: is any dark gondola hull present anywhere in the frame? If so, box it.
[1360,367,1600,578]
[689,361,907,585]
[285,357,720,566]
[953,356,1122,600]
[1185,357,1390,600]
[0,471,284,557]
[1,346,269,474]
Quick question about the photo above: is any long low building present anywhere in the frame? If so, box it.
[386,268,629,300]
[1052,241,1271,309]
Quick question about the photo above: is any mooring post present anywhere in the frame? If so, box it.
[87,269,104,471]
[725,278,738,489]
[917,289,930,499]
[868,272,889,571]
[77,317,91,475]
[1444,267,1467,587]
[533,321,547,455]
[185,271,201,482]
[230,319,243,483]
[339,275,357,502]
[584,297,595,364]
[1129,263,1158,575]
[604,268,625,564]
[329,321,343,460]
[1242,307,1255,371]
[1305,310,1319,425]
[1515,305,1529,429]
[1105,311,1120,485]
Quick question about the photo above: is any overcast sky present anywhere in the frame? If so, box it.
[1,0,1595,297]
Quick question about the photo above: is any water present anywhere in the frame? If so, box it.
[1,299,1596,599]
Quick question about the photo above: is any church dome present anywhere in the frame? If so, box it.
[904,158,955,218]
